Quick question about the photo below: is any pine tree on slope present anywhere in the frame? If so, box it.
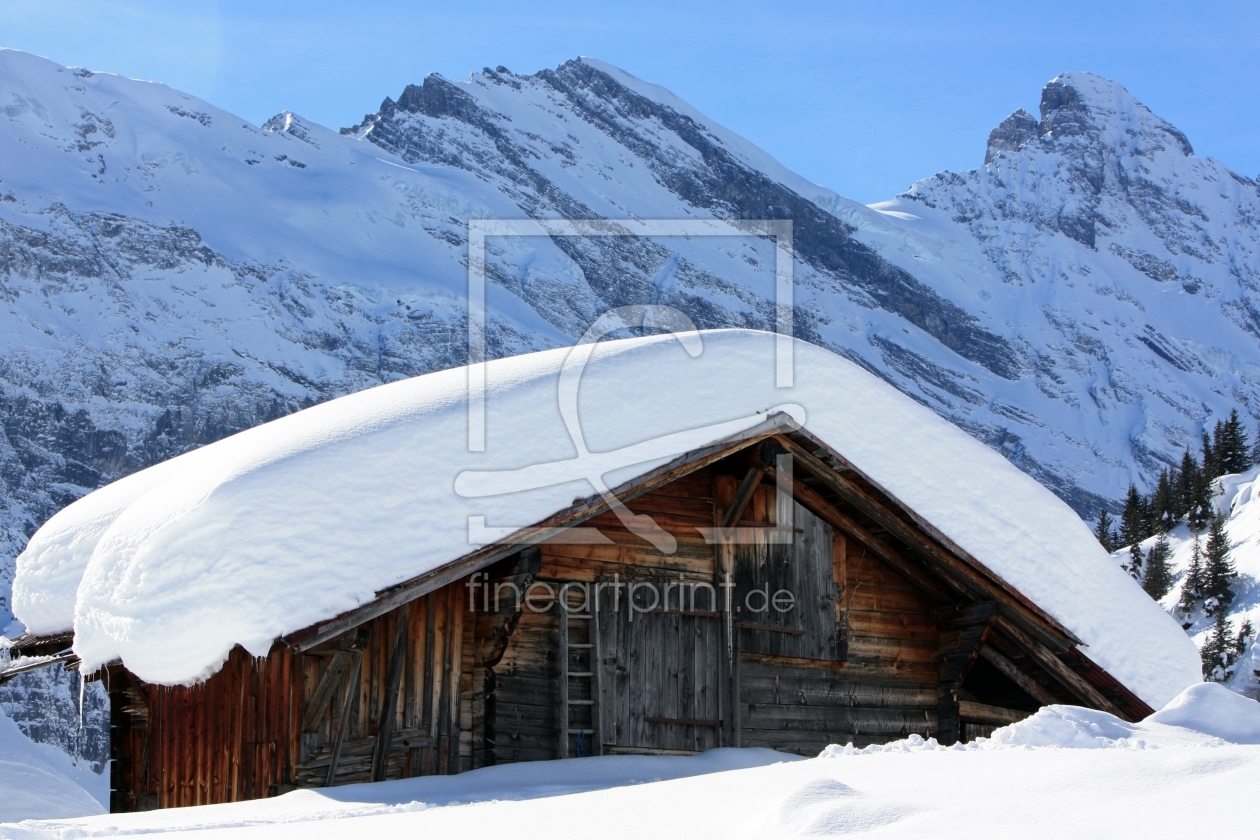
[1124,543,1144,580]
[1203,430,1220,482]
[1177,536,1204,622]
[1142,534,1174,601]
[1151,469,1175,534]
[1234,619,1256,664]
[1203,513,1237,614]
[1094,509,1118,554]
[1120,484,1148,545]
[1188,463,1214,531]
[1175,450,1197,521]
[1201,609,1234,681]
[1215,410,1253,475]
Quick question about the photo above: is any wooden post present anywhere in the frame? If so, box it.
[558,597,570,759]
[936,602,998,746]
[372,604,411,782]
[421,593,436,774]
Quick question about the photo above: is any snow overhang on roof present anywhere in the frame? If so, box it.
[11,330,1202,706]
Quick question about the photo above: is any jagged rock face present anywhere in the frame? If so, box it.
[985,109,1040,164]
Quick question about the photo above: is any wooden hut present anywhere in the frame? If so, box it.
[6,332,1196,812]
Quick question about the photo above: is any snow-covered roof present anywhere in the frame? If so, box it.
[12,330,1200,704]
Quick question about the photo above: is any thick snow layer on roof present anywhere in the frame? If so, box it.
[12,330,1199,702]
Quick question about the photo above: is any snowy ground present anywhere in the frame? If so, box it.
[0,706,106,823]
[3,684,1257,839]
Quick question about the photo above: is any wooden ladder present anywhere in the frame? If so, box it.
[558,592,600,758]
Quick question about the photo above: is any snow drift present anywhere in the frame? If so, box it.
[13,330,1199,706]
[0,705,105,822]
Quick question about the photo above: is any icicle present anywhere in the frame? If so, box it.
[77,668,85,732]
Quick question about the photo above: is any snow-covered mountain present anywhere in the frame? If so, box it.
[852,73,1260,502]
[2,48,1260,745]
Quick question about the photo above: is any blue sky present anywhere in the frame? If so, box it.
[2,0,1256,203]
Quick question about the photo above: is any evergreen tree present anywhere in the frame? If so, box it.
[1142,534,1174,601]
[1094,509,1118,553]
[1178,536,1204,618]
[1151,469,1175,533]
[1203,512,1237,613]
[1201,609,1234,681]
[1202,429,1220,482]
[1187,460,1213,531]
[1174,450,1197,521]
[1120,485,1147,546]
[1233,619,1256,662]
[1218,409,1253,474]
[1124,542,1144,580]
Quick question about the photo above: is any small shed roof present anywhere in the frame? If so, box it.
[12,330,1200,705]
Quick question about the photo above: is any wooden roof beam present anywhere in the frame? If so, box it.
[994,616,1125,718]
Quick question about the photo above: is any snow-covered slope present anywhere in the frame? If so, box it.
[12,331,1201,707]
[0,704,105,821]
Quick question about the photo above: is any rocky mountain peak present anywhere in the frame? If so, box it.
[984,108,1039,164]
[1039,71,1193,156]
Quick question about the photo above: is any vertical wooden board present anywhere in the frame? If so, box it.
[833,531,848,657]
[433,589,450,774]
[447,587,464,775]
[420,593,436,775]
[680,614,695,751]
[460,600,476,772]
[180,685,193,806]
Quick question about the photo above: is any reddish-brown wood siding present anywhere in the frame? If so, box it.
[110,580,472,811]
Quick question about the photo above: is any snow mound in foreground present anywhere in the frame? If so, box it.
[819,682,1260,758]
[0,706,105,822]
[1146,682,1260,743]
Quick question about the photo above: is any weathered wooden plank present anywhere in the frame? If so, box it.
[846,584,933,615]
[958,700,1032,727]
[742,704,937,732]
[847,611,937,642]
[723,465,769,527]
[787,473,950,603]
[301,652,349,733]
